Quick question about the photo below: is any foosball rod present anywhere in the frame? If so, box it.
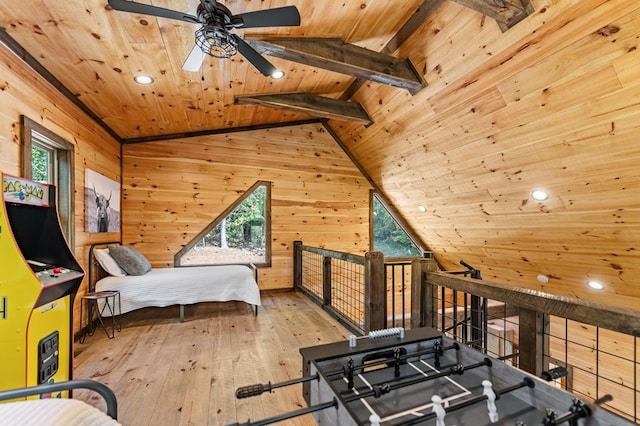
[399,377,536,426]
[228,398,338,426]
[235,374,319,399]
[342,357,493,403]
[341,358,468,394]
[542,394,612,426]
[324,342,459,378]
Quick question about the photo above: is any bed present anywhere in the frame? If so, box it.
[88,242,261,321]
[0,379,119,426]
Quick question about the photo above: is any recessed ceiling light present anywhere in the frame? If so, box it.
[271,70,285,79]
[537,274,549,284]
[587,280,605,290]
[418,205,427,212]
[133,74,154,85]
[530,189,549,201]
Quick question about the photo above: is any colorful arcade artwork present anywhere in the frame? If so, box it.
[2,175,49,207]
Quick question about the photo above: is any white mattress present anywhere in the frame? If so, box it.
[95,264,261,315]
[0,398,120,426]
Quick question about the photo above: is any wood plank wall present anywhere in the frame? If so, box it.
[330,0,640,309]
[121,124,372,290]
[0,42,122,334]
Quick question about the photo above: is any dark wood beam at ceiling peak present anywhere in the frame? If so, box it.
[244,37,426,95]
[340,0,447,101]
[235,93,373,126]
[121,119,322,144]
[453,0,535,31]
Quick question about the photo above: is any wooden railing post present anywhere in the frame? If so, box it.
[518,308,547,377]
[322,256,332,307]
[411,253,437,329]
[293,240,302,290]
[364,251,385,333]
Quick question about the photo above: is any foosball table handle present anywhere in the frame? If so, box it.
[349,327,405,347]
[235,374,320,399]
[236,383,271,399]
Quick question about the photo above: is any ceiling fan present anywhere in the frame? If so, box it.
[107,0,300,77]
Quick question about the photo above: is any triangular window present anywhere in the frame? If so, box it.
[372,193,421,258]
[175,181,271,266]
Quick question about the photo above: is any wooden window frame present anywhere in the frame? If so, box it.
[21,115,75,248]
[174,180,272,267]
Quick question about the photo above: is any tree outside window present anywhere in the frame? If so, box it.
[176,182,271,266]
[373,194,421,258]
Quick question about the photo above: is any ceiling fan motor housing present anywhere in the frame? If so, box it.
[195,2,239,58]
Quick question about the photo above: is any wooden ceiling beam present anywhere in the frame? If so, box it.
[452,0,534,31]
[244,38,426,95]
[235,93,373,126]
[340,0,446,101]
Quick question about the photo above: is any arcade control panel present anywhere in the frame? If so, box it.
[27,260,84,287]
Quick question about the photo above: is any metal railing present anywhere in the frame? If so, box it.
[293,244,640,422]
[411,256,640,423]
[293,241,386,335]
[384,260,412,330]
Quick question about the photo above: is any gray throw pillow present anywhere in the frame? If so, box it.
[108,244,152,276]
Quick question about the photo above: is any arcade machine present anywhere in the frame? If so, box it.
[0,173,84,398]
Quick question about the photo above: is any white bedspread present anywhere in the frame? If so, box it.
[0,398,120,426]
[95,264,261,315]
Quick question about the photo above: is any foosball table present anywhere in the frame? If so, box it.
[232,327,632,425]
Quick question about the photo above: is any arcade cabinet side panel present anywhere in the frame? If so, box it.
[1,173,80,398]
[0,179,41,392]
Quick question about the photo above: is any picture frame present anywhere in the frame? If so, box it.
[85,169,120,233]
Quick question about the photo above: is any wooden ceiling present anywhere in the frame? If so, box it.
[2,0,640,308]
[0,0,530,141]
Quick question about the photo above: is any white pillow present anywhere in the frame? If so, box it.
[94,248,127,276]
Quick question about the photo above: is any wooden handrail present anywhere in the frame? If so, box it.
[297,244,365,265]
[293,241,386,334]
[424,268,640,337]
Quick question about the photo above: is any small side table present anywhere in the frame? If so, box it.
[80,290,122,343]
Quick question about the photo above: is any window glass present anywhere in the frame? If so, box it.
[177,182,271,266]
[373,194,421,258]
[22,116,74,246]
[31,144,52,183]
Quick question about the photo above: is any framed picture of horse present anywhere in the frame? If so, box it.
[85,169,120,233]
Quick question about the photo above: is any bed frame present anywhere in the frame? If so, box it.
[88,242,259,322]
[0,379,118,423]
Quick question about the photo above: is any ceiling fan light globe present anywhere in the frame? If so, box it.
[271,70,285,79]
[196,26,238,58]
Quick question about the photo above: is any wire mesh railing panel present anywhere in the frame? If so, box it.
[300,250,323,301]
[544,316,639,423]
[330,258,365,333]
[431,286,520,366]
[384,262,412,329]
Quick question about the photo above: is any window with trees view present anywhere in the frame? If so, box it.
[175,181,271,267]
[21,116,74,247]
[372,193,421,258]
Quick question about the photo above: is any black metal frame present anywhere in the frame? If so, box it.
[0,379,118,420]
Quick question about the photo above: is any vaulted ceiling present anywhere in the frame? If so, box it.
[0,0,530,141]
[2,0,640,308]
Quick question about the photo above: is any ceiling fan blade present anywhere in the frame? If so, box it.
[182,44,205,72]
[234,35,278,77]
[234,6,301,29]
[108,0,200,24]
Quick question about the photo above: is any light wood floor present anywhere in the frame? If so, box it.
[73,291,351,426]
